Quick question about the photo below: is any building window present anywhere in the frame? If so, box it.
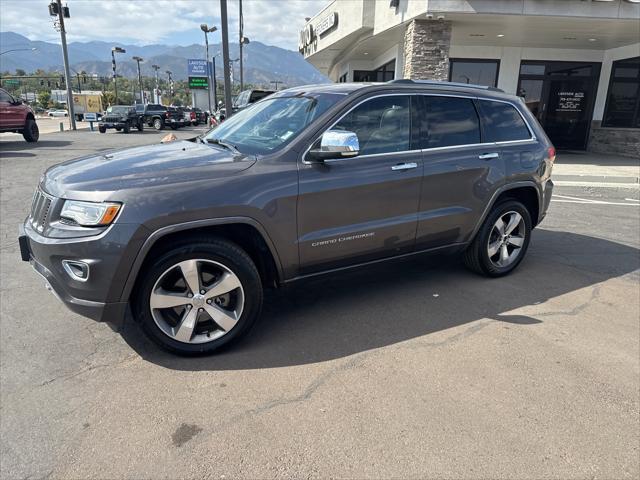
[353,59,396,82]
[602,56,640,128]
[449,59,500,87]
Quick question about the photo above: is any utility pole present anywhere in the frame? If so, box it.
[51,0,76,130]
[212,55,218,107]
[132,56,144,104]
[200,24,217,115]
[220,0,233,118]
[270,80,282,90]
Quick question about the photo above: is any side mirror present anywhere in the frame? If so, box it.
[307,130,360,162]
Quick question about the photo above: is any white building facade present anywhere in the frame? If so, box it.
[300,0,640,156]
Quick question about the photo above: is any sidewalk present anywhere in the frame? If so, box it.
[553,151,640,184]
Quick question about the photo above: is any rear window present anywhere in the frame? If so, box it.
[249,91,273,103]
[423,96,481,148]
[479,100,531,142]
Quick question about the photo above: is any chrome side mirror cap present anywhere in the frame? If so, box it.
[307,130,360,162]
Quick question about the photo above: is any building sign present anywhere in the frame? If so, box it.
[315,12,337,37]
[187,59,208,77]
[556,91,584,112]
[188,76,208,89]
[299,11,338,55]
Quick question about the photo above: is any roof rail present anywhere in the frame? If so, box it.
[388,79,504,93]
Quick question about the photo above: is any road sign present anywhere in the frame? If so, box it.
[84,112,97,122]
[188,76,208,89]
[3,79,19,85]
[187,59,208,77]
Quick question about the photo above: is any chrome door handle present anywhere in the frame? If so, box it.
[478,152,500,160]
[391,162,418,171]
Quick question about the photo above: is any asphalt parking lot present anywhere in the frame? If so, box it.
[1,130,639,479]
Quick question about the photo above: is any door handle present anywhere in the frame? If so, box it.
[478,152,500,160]
[391,162,418,171]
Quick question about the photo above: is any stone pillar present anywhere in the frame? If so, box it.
[402,19,452,80]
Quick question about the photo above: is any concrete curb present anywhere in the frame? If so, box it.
[553,174,639,184]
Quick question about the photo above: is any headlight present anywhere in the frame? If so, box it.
[60,200,121,226]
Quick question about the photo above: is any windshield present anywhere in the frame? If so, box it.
[204,93,343,155]
[107,106,129,114]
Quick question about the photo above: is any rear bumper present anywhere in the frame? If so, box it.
[539,179,554,224]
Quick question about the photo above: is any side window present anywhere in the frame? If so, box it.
[0,90,13,103]
[333,96,411,156]
[423,96,481,148]
[479,100,531,142]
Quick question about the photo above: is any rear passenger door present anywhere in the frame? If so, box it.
[476,99,541,185]
[415,95,505,250]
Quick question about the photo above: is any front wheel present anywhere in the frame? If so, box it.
[123,123,130,134]
[153,118,164,130]
[463,200,532,277]
[98,126,106,133]
[137,120,144,132]
[22,118,39,142]
[134,238,263,355]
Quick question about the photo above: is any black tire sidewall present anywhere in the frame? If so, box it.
[135,241,263,355]
[476,200,532,277]
[23,118,39,142]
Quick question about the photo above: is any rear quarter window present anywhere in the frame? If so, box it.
[479,100,532,142]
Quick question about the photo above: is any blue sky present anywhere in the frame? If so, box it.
[1,0,327,49]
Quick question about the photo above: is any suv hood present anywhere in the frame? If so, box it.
[42,140,256,199]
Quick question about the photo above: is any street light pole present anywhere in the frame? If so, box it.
[111,46,126,104]
[132,56,144,104]
[152,64,160,103]
[270,80,282,90]
[200,24,217,116]
[220,0,233,118]
[52,0,76,130]
[212,55,218,107]
[166,70,173,101]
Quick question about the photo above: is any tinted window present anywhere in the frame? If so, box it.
[479,100,531,142]
[422,96,480,148]
[603,56,640,128]
[449,59,499,87]
[0,89,14,103]
[333,95,410,156]
[249,91,273,103]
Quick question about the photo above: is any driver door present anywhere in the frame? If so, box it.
[297,94,423,274]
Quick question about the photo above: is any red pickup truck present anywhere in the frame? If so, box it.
[0,88,39,142]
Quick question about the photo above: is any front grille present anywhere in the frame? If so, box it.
[30,189,53,232]
[104,116,122,122]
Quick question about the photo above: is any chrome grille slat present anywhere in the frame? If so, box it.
[30,189,54,232]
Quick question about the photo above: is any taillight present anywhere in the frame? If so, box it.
[547,146,556,164]
[165,111,170,118]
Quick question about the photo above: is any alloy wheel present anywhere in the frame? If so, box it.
[150,259,245,344]
[487,211,526,268]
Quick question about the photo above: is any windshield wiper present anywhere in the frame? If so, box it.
[206,137,240,154]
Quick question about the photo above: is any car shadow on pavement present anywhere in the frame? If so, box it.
[121,229,639,370]
[0,139,73,152]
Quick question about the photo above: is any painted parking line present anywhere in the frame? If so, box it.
[552,198,640,206]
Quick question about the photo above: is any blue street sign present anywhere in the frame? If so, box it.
[187,59,208,77]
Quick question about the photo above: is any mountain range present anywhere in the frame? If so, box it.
[0,32,328,87]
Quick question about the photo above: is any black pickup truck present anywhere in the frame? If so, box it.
[98,105,143,133]
[135,104,183,130]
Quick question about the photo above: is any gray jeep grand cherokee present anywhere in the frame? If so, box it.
[19,80,555,355]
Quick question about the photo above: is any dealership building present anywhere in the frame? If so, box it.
[300,0,640,156]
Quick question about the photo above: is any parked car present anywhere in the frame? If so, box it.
[135,103,182,130]
[18,80,555,355]
[98,105,143,133]
[233,89,275,111]
[192,108,206,126]
[0,88,39,142]
[173,107,190,128]
[47,109,68,117]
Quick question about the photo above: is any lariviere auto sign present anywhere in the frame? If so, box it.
[187,59,208,77]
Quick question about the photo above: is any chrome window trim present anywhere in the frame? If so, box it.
[301,91,538,164]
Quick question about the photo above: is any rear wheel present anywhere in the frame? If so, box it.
[22,118,39,142]
[134,238,263,355]
[463,200,532,277]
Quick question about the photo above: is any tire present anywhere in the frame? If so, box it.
[137,120,144,132]
[123,123,130,134]
[153,118,164,130]
[98,126,106,133]
[115,127,122,132]
[463,199,532,277]
[134,237,263,355]
[22,118,39,142]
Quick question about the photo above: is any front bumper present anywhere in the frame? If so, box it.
[18,221,144,330]
[99,121,127,129]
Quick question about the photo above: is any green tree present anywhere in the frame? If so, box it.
[37,91,51,108]
[15,68,26,76]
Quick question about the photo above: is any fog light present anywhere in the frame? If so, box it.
[62,260,90,282]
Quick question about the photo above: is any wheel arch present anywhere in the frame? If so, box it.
[120,217,284,303]
[469,181,542,242]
